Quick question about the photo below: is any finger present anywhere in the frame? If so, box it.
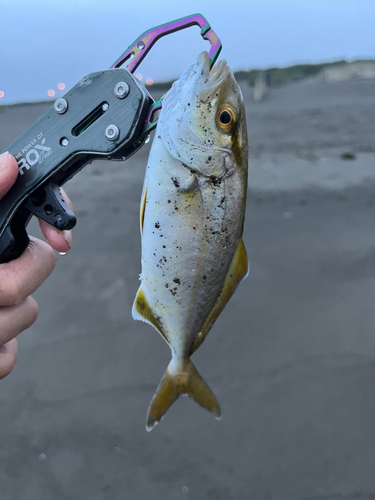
[0,236,55,306]
[0,297,39,346]
[38,188,73,253]
[0,152,18,200]
[0,339,18,380]
[38,221,72,253]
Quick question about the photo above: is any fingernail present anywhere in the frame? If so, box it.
[0,153,10,175]
[62,230,72,250]
[0,152,10,166]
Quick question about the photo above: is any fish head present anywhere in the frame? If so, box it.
[159,51,248,179]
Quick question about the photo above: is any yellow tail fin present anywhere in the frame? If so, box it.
[146,359,221,431]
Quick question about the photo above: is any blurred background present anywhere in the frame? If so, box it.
[1,0,374,103]
[1,1,375,499]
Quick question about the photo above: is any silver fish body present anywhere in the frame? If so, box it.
[133,51,249,430]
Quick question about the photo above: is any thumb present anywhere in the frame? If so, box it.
[0,152,18,200]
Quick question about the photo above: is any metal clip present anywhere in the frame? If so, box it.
[110,13,222,136]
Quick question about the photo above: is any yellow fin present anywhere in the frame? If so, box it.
[146,358,221,431]
[132,288,169,343]
[192,238,249,353]
[140,185,148,234]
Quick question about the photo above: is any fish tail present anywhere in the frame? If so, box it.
[146,358,221,431]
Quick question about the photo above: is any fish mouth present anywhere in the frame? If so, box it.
[195,51,229,84]
[209,59,228,80]
[167,51,230,101]
[194,52,231,102]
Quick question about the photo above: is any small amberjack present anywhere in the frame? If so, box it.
[133,51,249,431]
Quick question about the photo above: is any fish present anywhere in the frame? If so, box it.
[132,51,249,431]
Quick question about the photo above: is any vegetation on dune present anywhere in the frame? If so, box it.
[152,58,375,90]
[234,60,344,85]
[235,59,375,86]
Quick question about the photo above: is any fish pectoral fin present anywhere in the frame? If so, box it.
[140,184,148,234]
[132,287,169,343]
[193,238,249,353]
[146,359,221,432]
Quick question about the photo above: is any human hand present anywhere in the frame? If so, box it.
[0,152,73,379]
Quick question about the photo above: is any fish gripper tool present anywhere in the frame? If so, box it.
[0,14,222,263]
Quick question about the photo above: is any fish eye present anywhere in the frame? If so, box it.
[216,104,236,132]
[220,111,231,124]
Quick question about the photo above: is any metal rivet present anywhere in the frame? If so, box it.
[54,98,68,114]
[60,137,69,147]
[102,103,109,111]
[105,125,120,141]
[114,82,130,99]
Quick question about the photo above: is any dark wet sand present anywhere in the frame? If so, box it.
[1,79,375,499]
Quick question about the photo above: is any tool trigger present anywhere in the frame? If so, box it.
[24,183,76,231]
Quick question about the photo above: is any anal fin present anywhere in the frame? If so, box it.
[132,288,169,343]
[192,238,249,353]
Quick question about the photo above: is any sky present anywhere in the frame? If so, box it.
[0,0,374,104]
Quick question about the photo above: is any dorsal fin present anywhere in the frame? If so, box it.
[192,238,249,353]
[132,287,169,343]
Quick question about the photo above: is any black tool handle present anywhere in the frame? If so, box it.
[0,68,152,263]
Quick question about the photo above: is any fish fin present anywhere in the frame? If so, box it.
[192,238,249,353]
[132,287,169,343]
[140,184,148,234]
[146,358,221,431]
